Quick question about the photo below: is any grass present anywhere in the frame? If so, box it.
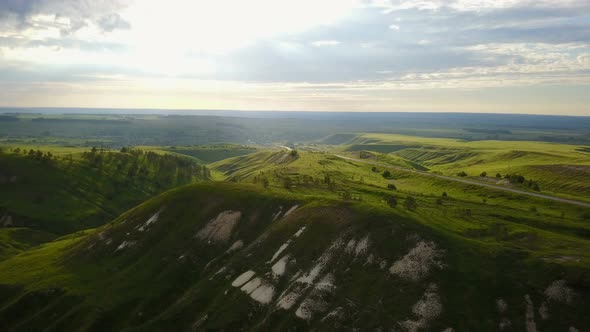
[338,133,590,203]
[1,127,590,330]
[0,146,208,235]
[0,182,588,331]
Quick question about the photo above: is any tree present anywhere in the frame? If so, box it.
[283,177,293,189]
[404,196,417,211]
[341,191,352,200]
[371,166,378,172]
[387,183,397,190]
[496,173,502,178]
[387,196,398,208]
[457,171,468,177]
[382,170,391,178]
[442,192,448,197]
[290,149,299,157]
[480,171,487,177]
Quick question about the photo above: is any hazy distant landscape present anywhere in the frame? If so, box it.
[1,108,590,331]
[1,0,590,330]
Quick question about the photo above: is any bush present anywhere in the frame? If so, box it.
[382,170,392,178]
[404,196,417,211]
[480,171,487,177]
[387,196,398,208]
[442,192,448,197]
[387,183,397,190]
[457,171,468,177]
[496,173,502,178]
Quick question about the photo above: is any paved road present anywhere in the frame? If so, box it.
[334,154,590,208]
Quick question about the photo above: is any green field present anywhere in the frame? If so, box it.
[0,113,589,331]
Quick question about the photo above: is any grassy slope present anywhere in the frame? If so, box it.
[342,133,590,203]
[212,150,590,264]
[0,182,587,331]
[161,145,257,163]
[0,147,208,259]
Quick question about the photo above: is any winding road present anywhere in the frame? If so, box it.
[334,154,590,208]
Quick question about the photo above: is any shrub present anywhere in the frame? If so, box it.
[457,171,468,177]
[387,196,398,208]
[480,171,487,177]
[382,170,392,178]
[387,183,397,190]
[404,196,418,211]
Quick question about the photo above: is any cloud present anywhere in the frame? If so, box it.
[0,0,131,34]
[311,40,341,47]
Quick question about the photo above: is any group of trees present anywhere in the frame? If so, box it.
[80,147,210,188]
[9,147,55,163]
[503,173,541,191]
[385,195,417,211]
[460,169,541,191]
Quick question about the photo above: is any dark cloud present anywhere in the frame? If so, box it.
[0,0,131,33]
[97,13,130,32]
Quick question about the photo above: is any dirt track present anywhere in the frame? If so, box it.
[334,154,590,208]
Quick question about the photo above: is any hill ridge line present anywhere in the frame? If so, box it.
[334,154,590,208]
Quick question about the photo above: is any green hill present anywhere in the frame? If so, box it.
[0,182,588,331]
[0,147,210,259]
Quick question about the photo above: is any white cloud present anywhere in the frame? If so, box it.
[311,40,341,47]
[389,24,400,30]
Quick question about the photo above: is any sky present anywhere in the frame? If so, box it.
[0,0,589,115]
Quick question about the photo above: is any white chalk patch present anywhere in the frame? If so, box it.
[277,290,303,310]
[496,298,508,313]
[538,301,549,320]
[227,240,244,253]
[232,270,255,287]
[210,267,226,280]
[241,277,262,294]
[137,210,161,232]
[355,235,370,256]
[272,255,289,277]
[365,253,375,265]
[544,279,574,304]
[115,240,136,251]
[315,273,335,292]
[389,241,444,282]
[297,254,330,284]
[270,240,291,263]
[524,295,537,332]
[321,307,344,322]
[295,294,329,320]
[283,205,299,218]
[249,283,275,304]
[399,284,442,332]
[196,210,242,243]
[272,208,284,222]
[293,226,306,238]
[345,239,357,254]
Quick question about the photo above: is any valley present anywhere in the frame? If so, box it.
[0,112,589,331]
